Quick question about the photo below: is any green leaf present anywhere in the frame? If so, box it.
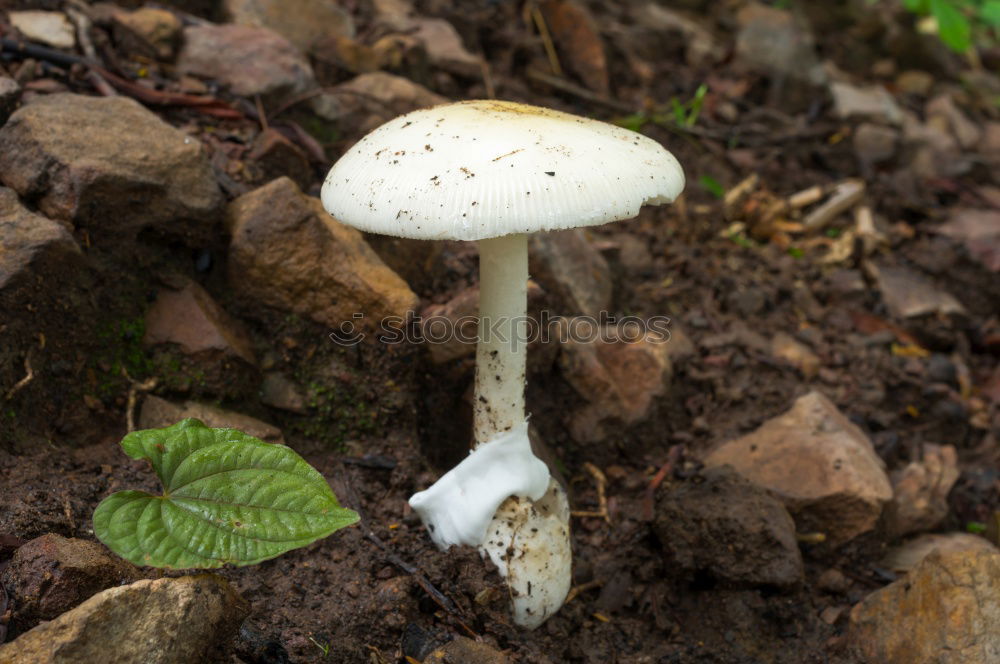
[904,0,930,13]
[930,0,972,51]
[699,175,725,199]
[94,419,359,569]
[982,0,1000,26]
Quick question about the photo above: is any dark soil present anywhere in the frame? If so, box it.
[2,0,999,662]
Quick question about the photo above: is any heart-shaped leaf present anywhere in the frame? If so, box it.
[94,419,359,568]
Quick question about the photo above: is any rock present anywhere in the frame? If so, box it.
[885,443,959,538]
[139,395,285,444]
[530,229,612,318]
[770,332,820,378]
[246,128,312,192]
[0,94,222,242]
[143,280,256,365]
[424,636,510,664]
[0,575,248,664]
[703,391,893,546]
[259,372,307,413]
[0,77,20,126]
[559,321,672,443]
[882,533,998,574]
[410,18,481,78]
[0,187,81,294]
[224,0,354,54]
[926,94,981,151]
[177,24,315,100]
[830,82,903,125]
[654,466,803,588]
[634,4,723,67]
[895,70,934,96]
[310,72,447,132]
[933,209,1000,272]
[111,8,182,60]
[226,177,418,329]
[853,123,898,166]
[419,282,545,365]
[849,549,1000,663]
[734,3,825,85]
[9,11,75,49]
[872,264,966,318]
[1,534,141,632]
[537,0,608,95]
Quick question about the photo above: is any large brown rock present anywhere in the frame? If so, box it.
[849,549,1000,663]
[139,395,284,445]
[1,534,142,632]
[530,229,612,318]
[0,575,248,664]
[559,320,672,443]
[703,391,892,546]
[226,177,418,329]
[177,24,315,100]
[143,280,256,365]
[0,95,222,242]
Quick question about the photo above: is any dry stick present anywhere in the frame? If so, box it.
[571,462,611,524]
[524,67,632,113]
[124,373,158,432]
[640,444,684,521]
[529,2,562,76]
[564,578,604,604]
[0,38,242,118]
[4,352,34,400]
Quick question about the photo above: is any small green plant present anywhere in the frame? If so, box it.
[902,0,1000,52]
[309,637,332,658]
[616,84,709,132]
[93,419,359,568]
[699,175,726,199]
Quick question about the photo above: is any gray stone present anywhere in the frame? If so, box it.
[830,82,903,125]
[0,77,20,126]
[177,24,315,100]
[885,443,960,538]
[310,72,447,132]
[0,94,222,242]
[853,123,899,165]
[0,187,80,293]
[872,264,966,318]
[0,575,248,664]
[223,0,355,54]
[9,11,75,49]
[735,3,825,85]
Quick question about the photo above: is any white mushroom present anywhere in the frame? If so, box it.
[321,100,684,628]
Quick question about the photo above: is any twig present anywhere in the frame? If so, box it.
[524,67,632,113]
[571,462,611,524]
[640,445,684,521]
[4,351,34,400]
[529,2,562,76]
[254,94,268,132]
[564,578,603,604]
[124,373,158,432]
[0,38,242,118]
[480,58,495,100]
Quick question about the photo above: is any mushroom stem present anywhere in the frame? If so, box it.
[474,232,528,445]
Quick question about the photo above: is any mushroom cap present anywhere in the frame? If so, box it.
[321,100,685,241]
